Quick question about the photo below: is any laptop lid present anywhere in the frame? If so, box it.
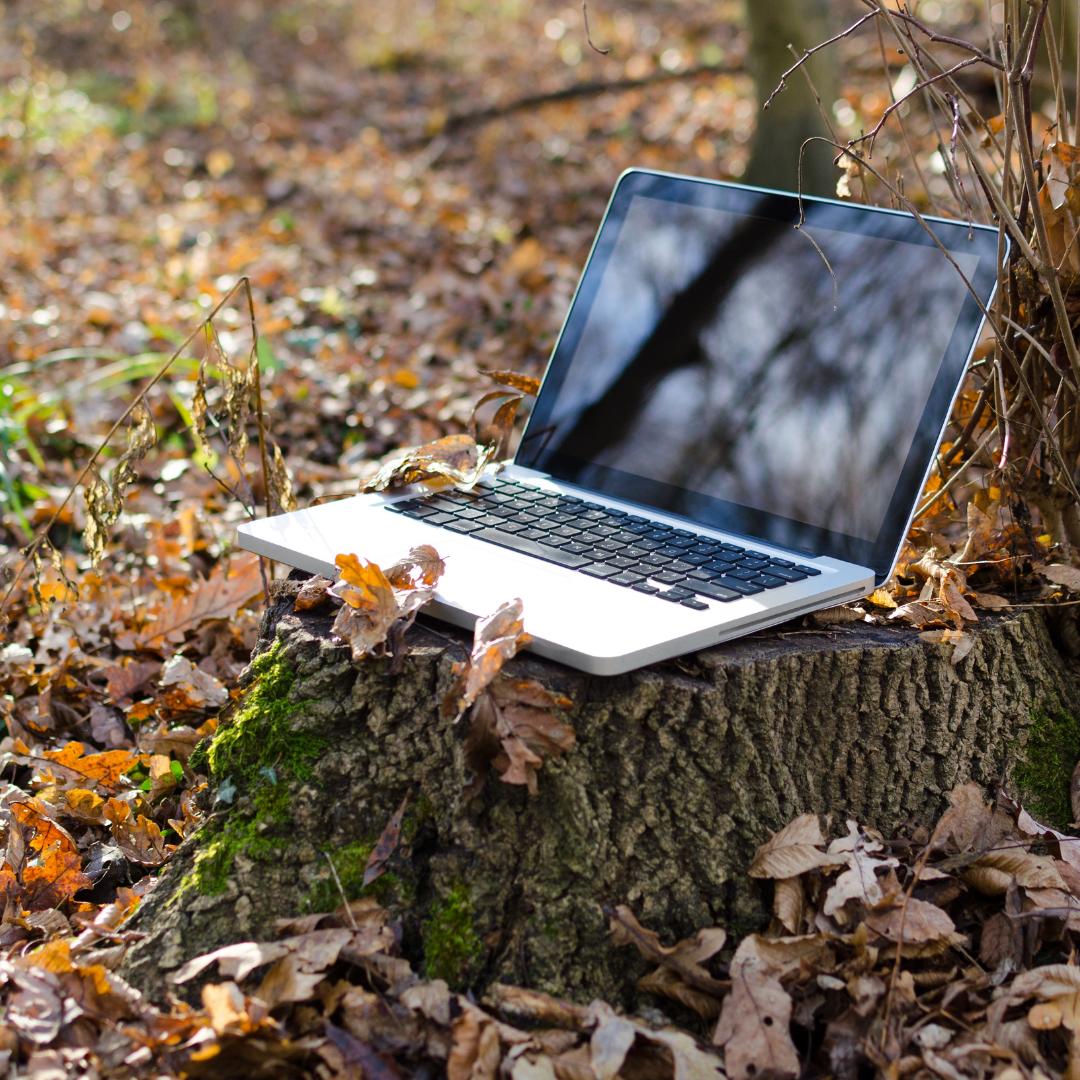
[516,169,1001,583]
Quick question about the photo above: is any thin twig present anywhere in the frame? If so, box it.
[581,0,608,55]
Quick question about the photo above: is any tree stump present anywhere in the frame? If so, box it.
[121,583,1079,1007]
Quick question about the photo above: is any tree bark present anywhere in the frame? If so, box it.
[122,586,1077,1007]
[744,0,837,197]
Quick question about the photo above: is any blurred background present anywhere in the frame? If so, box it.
[0,0,1035,559]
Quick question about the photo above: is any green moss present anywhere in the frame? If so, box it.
[203,642,325,787]
[188,784,293,896]
[1014,708,1080,830]
[304,839,409,912]
[423,881,482,989]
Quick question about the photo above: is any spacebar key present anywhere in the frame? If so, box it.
[474,528,591,569]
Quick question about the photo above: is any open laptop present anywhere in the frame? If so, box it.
[237,169,1001,675]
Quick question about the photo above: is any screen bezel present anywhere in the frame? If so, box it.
[515,169,1002,581]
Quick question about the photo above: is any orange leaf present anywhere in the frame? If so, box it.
[40,742,139,795]
[21,850,92,911]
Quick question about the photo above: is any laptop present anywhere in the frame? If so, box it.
[237,169,1001,675]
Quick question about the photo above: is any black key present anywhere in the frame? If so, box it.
[518,528,549,541]
[581,564,619,579]
[551,526,584,540]
[704,561,737,575]
[681,599,709,610]
[681,554,710,566]
[623,523,653,535]
[655,547,685,559]
[769,567,808,582]
[657,588,694,602]
[404,505,441,519]
[588,525,621,538]
[581,501,604,510]
[603,556,638,570]
[456,507,486,520]
[632,583,659,595]
[557,495,584,506]
[755,573,787,589]
[386,504,408,513]
[545,514,579,526]
[717,544,745,555]
[485,492,516,505]
[691,581,742,602]
[728,569,760,581]
[642,554,673,567]
[428,497,464,512]
[559,541,593,555]
[688,568,715,582]
[494,482,523,492]
[769,558,796,568]
[626,515,649,524]
[519,514,548,528]
[474,528,592,568]
[666,537,696,548]
[624,547,649,560]
[579,509,608,521]
[425,512,455,525]
[538,536,571,550]
[497,520,528,534]
[794,564,822,576]
[506,499,538,512]
[609,572,646,586]
[738,558,771,570]
[594,539,623,552]
[651,571,686,585]
[605,509,627,518]
[473,515,506,528]
[634,539,663,552]
[690,543,722,556]
[644,529,674,542]
[515,489,546,502]
[671,529,694,538]
[446,519,483,534]
[668,561,693,574]
[719,577,764,595]
[485,505,517,518]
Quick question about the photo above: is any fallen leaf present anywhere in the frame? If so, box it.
[384,545,446,588]
[919,628,975,663]
[104,799,174,866]
[361,434,497,493]
[38,742,139,795]
[160,655,229,708]
[864,896,957,942]
[713,935,800,1080]
[364,796,408,887]
[133,553,263,650]
[749,814,837,879]
[1042,564,1080,591]
[103,660,161,704]
[294,575,334,611]
[608,906,726,996]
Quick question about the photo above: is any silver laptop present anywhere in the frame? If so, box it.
[237,169,1001,675]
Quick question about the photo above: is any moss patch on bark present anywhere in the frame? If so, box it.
[423,881,482,989]
[1014,707,1080,829]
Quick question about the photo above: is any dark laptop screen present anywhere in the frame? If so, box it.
[516,171,1001,579]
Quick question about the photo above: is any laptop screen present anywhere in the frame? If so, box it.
[516,171,1001,579]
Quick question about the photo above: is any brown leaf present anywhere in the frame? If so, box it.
[748,814,836,879]
[138,721,207,764]
[713,935,800,1080]
[773,876,806,934]
[147,754,177,802]
[104,799,174,866]
[889,601,945,627]
[361,434,497,493]
[979,910,1019,968]
[134,553,263,650]
[266,441,299,515]
[481,984,592,1031]
[160,655,229,707]
[864,897,957,943]
[363,796,408,887]
[384,545,446,589]
[608,906,726,996]
[588,1003,637,1080]
[961,848,1066,894]
[636,965,722,1020]
[483,370,542,396]
[442,599,532,722]
[919,629,975,663]
[103,660,161,705]
[38,743,139,796]
[256,952,325,1009]
[1043,564,1080,591]
[294,575,334,611]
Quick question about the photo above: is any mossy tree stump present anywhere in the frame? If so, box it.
[122,585,1080,1006]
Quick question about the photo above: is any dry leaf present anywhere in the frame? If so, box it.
[713,935,800,1080]
[133,553,263,650]
[363,796,408,887]
[38,743,139,795]
[1043,564,1080,591]
[384,545,446,588]
[919,628,975,663]
[362,434,497,493]
[774,876,806,934]
[160,655,229,708]
[749,814,836,879]
[267,441,299,515]
[608,906,726,996]
[294,575,334,611]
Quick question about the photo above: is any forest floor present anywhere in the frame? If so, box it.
[4,0,1080,1077]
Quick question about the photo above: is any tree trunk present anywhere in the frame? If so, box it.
[744,0,837,197]
[122,585,1077,1007]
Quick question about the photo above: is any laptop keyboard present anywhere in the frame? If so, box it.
[385,480,820,611]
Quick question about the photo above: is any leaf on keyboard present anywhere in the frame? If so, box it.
[360,434,497,493]
[331,552,437,668]
[440,599,532,722]
[384,545,446,588]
